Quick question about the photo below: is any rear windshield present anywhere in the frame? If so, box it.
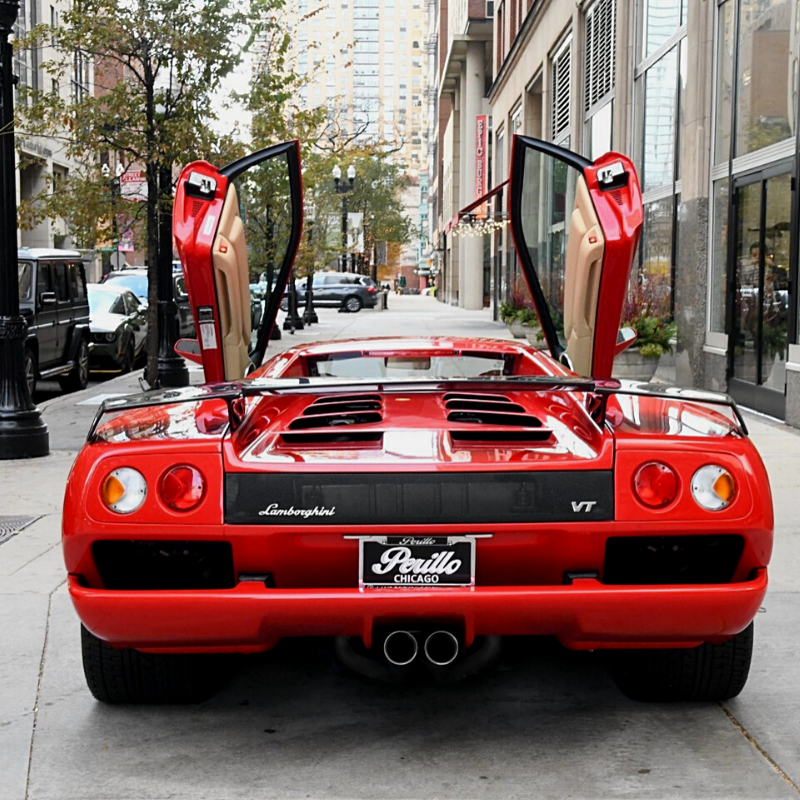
[309,353,510,379]
[104,272,147,297]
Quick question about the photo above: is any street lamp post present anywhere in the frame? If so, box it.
[333,164,355,273]
[156,166,189,387]
[0,0,48,459]
[302,216,318,324]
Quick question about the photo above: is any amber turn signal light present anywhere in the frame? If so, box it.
[159,465,206,511]
[101,467,147,514]
[691,465,735,511]
[633,462,678,509]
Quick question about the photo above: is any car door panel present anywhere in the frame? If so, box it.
[32,262,58,365]
[509,136,642,378]
[52,262,72,362]
[174,141,303,382]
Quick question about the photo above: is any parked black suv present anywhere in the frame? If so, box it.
[279,271,378,313]
[18,248,91,395]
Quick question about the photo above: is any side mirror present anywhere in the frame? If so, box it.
[39,292,56,306]
[174,338,203,365]
[615,327,638,356]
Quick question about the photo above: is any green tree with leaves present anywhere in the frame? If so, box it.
[17,0,278,385]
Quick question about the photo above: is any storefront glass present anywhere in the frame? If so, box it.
[642,0,683,58]
[714,0,735,163]
[643,46,678,191]
[735,0,798,157]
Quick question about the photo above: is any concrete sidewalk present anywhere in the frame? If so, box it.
[1,295,799,799]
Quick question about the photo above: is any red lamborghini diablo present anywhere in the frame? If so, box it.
[63,137,772,704]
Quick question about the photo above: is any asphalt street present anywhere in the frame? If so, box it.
[1,296,799,800]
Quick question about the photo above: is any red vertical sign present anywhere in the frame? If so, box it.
[475,115,488,218]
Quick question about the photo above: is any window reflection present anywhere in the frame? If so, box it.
[714,0,735,163]
[709,179,730,334]
[643,0,683,57]
[643,47,678,191]
[735,0,799,156]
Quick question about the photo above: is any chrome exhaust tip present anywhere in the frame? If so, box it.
[383,630,419,666]
[424,630,460,666]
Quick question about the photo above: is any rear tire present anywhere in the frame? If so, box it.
[344,295,363,313]
[81,625,222,704]
[58,338,90,392]
[612,623,754,702]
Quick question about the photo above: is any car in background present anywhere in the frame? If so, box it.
[87,284,148,374]
[17,248,91,395]
[280,271,378,313]
[101,266,194,337]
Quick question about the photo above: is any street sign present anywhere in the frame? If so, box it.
[110,251,127,269]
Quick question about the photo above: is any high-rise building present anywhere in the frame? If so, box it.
[275,0,429,277]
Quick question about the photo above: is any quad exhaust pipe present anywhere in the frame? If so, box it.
[423,630,460,666]
[382,629,460,667]
[383,630,419,666]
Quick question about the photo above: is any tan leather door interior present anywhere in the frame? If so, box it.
[212,184,252,381]
[562,176,605,376]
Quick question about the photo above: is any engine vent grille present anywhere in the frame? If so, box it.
[289,394,384,430]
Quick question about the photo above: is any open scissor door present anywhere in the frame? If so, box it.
[173,141,303,383]
[509,136,642,378]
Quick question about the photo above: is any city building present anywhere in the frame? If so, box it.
[432,0,800,426]
[14,0,92,255]
[278,0,429,275]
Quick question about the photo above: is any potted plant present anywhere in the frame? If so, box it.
[614,279,676,381]
[499,301,527,338]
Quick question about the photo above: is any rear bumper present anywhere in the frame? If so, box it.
[68,568,768,653]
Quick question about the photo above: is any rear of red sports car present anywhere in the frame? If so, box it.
[62,136,773,703]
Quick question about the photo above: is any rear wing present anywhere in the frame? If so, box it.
[87,378,749,441]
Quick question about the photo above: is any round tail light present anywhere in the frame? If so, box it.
[633,462,678,509]
[101,467,147,514]
[159,465,205,511]
[691,465,735,511]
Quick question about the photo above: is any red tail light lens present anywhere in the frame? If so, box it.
[159,465,205,511]
[367,286,377,293]
[633,462,678,509]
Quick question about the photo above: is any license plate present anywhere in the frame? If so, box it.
[359,536,475,589]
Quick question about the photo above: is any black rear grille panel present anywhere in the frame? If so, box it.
[448,410,543,427]
[603,535,745,585]
[289,411,382,429]
[226,470,614,525]
[93,540,235,590]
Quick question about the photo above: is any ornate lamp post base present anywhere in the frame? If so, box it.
[0,318,48,459]
[0,4,49,459]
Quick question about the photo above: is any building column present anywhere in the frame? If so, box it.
[459,40,486,310]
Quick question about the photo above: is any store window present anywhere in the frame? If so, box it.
[708,178,730,334]
[714,0,735,164]
[735,0,799,157]
[584,0,615,159]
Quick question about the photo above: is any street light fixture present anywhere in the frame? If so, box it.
[333,164,355,273]
[0,0,49,459]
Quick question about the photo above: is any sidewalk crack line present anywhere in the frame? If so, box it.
[25,591,54,800]
[720,702,800,795]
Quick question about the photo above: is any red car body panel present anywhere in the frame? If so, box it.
[63,140,773,659]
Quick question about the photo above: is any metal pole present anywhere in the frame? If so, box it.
[302,220,318,324]
[156,168,189,387]
[341,191,348,273]
[0,0,48,459]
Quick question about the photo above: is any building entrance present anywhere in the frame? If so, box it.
[728,167,794,418]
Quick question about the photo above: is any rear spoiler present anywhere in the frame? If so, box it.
[87,378,749,441]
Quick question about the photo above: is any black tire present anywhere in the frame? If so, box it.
[612,623,754,702]
[344,295,363,313]
[81,625,222,704]
[58,338,90,392]
[24,347,37,397]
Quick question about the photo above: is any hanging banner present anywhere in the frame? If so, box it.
[475,115,488,218]
[120,171,148,202]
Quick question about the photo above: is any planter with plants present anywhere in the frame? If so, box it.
[613,309,676,381]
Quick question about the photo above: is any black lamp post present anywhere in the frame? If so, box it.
[333,164,355,273]
[0,0,48,459]
[302,217,318,324]
[156,167,189,387]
